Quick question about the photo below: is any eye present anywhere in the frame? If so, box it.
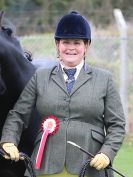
[63,40,69,44]
[74,41,81,45]
[75,42,80,44]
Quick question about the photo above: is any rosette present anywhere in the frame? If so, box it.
[35,116,59,169]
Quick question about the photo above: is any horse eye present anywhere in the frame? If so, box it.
[1,26,13,36]
[5,28,12,36]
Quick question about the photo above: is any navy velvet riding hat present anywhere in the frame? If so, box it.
[54,11,91,41]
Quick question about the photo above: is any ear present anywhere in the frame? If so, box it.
[84,42,89,53]
[55,40,60,49]
[0,10,4,27]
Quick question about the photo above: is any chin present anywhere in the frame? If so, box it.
[67,62,77,67]
[62,59,79,67]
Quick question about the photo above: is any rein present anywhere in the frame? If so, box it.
[0,147,126,177]
[79,157,126,177]
[67,141,126,177]
[0,149,36,177]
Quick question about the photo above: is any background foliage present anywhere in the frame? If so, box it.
[0,0,133,34]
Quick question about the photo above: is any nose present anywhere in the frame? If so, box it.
[68,43,75,50]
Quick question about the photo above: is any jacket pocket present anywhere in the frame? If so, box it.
[91,130,105,144]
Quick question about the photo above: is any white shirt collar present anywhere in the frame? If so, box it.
[60,60,84,81]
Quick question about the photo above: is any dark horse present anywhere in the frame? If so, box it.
[0,11,36,177]
[0,11,56,177]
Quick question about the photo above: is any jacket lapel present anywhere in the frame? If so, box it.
[51,63,92,95]
[51,64,69,95]
[70,64,92,95]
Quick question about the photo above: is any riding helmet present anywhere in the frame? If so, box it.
[54,11,91,41]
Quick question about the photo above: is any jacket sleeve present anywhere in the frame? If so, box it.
[0,71,37,146]
[99,73,126,163]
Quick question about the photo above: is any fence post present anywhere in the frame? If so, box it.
[113,9,128,132]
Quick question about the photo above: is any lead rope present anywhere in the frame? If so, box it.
[78,158,126,177]
[0,149,36,177]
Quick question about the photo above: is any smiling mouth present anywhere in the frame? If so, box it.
[66,53,77,55]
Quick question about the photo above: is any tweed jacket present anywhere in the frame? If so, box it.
[1,63,125,177]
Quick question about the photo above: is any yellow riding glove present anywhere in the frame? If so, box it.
[90,153,110,170]
[2,143,20,161]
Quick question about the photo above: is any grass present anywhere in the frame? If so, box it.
[113,136,133,177]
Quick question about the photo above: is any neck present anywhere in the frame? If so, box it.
[60,60,84,69]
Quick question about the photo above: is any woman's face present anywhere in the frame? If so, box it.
[56,39,89,67]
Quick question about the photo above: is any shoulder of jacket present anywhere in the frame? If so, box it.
[35,65,57,76]
[91,66,112,77]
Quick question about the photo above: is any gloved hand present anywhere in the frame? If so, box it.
[1,143,20,161]
[90,153,110,170]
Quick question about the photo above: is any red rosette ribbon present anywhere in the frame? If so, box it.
[35,115,59,169]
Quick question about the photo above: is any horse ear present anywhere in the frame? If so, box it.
[0,11,16,36]
[0,10,5,27]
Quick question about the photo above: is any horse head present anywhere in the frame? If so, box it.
[0,10,33,61]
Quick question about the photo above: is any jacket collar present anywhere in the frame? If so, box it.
[51,62,92,95]
[52,62,92,74]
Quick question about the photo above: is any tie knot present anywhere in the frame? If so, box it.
[63,68,76,78]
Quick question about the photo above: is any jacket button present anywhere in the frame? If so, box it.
[64,118,70,123]
[64,97,70,102]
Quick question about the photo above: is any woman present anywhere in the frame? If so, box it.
[0,11,125,177]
